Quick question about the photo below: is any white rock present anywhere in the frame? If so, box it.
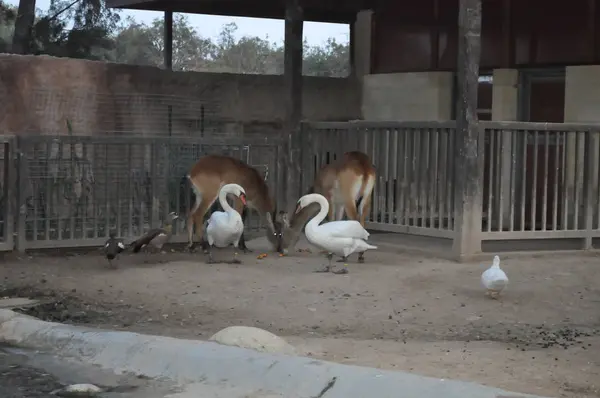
[209,326,296,355]
[53,384,103,397]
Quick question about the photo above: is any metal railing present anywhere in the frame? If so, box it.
[302,121,457,240]
[0,134,283,251]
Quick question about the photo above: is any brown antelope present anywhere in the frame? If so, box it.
[278,151,376,262]
[186,154,285,253]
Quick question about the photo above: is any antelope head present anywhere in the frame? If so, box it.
[272,203,319,255]
[265,210,291,254]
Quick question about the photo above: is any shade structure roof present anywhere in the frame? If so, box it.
[106,0,371,23]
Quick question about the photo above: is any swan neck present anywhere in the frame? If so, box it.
[306,195,328,230]
[219,186,235,214]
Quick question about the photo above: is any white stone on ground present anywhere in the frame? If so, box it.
[209,326,296,355]
[52,383,103,397]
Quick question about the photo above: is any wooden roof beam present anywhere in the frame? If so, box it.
[106,0,367,23]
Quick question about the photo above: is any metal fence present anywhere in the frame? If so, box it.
[303,120,600,252]
[302,121,457,240]
[0,134,283,251]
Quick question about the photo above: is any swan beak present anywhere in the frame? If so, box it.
[294,203,302,214]
[239,193,247,206]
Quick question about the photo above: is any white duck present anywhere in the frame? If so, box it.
[204,183,247,264]
[481,255,509,299]
[295,193,377,275]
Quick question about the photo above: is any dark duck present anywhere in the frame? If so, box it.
[103,232,126,268]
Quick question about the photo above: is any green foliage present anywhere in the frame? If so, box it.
[31,0,120,59]
[0,0,16,52]
[114,19,349,77]
[114,14,214,71]
[2,1,350,77]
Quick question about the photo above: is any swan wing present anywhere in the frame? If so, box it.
[317,220,369,240]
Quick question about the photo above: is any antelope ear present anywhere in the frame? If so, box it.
[265,212,275,231]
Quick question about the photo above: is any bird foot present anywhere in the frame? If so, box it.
[314,266,331,273]
[358,255,365,263]
[336,257,348,263]
[227,258,242,264]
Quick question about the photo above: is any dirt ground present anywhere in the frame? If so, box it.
[1,236,599,398]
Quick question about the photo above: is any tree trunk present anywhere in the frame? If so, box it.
[12,0,36,54]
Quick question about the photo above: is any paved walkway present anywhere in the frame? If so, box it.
[0,309,551,398]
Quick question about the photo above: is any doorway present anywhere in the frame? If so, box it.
[518,69,565,230]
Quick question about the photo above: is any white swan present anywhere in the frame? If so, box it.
[296,193,377,274]
[481,255,509,299]
[204,183,247,264]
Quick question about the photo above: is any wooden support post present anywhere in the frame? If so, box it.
[164,11,173,70]
[349,16,356,77]
[452,0,483,261]
[283,0,304,213]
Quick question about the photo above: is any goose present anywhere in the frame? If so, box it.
[130,212,180,254]
[481,255,509,299]
[295,193,377,274]
[103,232,126,269]
[204,183,248,264]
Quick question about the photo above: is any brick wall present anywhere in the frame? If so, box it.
[0,54,361,137]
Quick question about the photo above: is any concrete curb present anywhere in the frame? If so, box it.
[0,309,550,398]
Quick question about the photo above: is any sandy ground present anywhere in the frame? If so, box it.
[1,236,599,398]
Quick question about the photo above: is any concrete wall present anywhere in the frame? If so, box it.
[0,54,361,136]
[491,69,519,121]
[564,65,600,123]
[361,72,453,121]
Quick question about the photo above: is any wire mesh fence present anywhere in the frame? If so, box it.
[4,134,284,251]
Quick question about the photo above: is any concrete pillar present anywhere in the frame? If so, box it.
[452,0,483,261]
[564,66,600,239]
[564,65,600,122]
[361,72,453,121]
[283,0,304,213]
[491,69,518,121]
[352,10,372,79]
[491,69,518,230]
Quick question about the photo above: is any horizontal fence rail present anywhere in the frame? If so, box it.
[3,134,283,251]
[302,121,457,240]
